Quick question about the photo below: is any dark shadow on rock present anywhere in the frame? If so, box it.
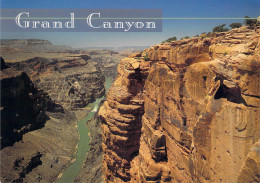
[1,58,62,149]
[214,81,247,105]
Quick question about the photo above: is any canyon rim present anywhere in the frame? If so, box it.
[1,1,260,183]
[99,26,260,183]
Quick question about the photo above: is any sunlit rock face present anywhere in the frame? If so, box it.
[99,26,260,183]
[98,58,149,182]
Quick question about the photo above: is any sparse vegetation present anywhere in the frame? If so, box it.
[143,54,149,61]
[161,15,259,46]
[161,36,177,43]
[200,32,208,38]
[229,22,242,29]
[181,36,190,40]
[244,16,259,29]
[200,34,207,38]
[213,24,229,32]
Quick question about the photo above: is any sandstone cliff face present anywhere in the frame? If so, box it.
[99,57,149,182]
[99,26,260,182]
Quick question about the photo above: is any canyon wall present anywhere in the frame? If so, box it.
[10,56,106,110]
[1,57,56,148]
[1,57,80,183]
[1,48,123,182]
[99,26,260,182]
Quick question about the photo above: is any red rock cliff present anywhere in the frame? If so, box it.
[99,26,260,183]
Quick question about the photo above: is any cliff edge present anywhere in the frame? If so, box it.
[99,26,260,182]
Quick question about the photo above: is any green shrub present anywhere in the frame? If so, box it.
[181,36,190,40]
[213,24,229,32]
[244,16,259,29]
[229,22,242,29]
[143,54,149,61]
[161,36,177,43]
[200,32,207,38]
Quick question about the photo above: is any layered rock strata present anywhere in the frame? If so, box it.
[100,26,260,182]
[1,57,79,183]
[87,50,123,79]
[0,39,71,52]
[0,57,57,148]
[99,58,150,182]
[10,56,105,110]
[1,48,122,182]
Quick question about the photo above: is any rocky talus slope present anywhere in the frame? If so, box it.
[1,57,56,149]
[1,57,79,183]
[99,26,260,182]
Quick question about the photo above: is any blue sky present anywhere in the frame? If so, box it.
[1,0,259,47]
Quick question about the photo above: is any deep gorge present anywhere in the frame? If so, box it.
[0,48,123,183]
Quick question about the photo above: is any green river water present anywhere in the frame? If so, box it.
[56,77,113,183]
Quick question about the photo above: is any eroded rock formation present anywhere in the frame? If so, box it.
[10,56,105,110]
[1,57,79,182]
[0,57,55,149]
[99,58,150,182]
[1,47,123,182]
[99,26,260,182]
